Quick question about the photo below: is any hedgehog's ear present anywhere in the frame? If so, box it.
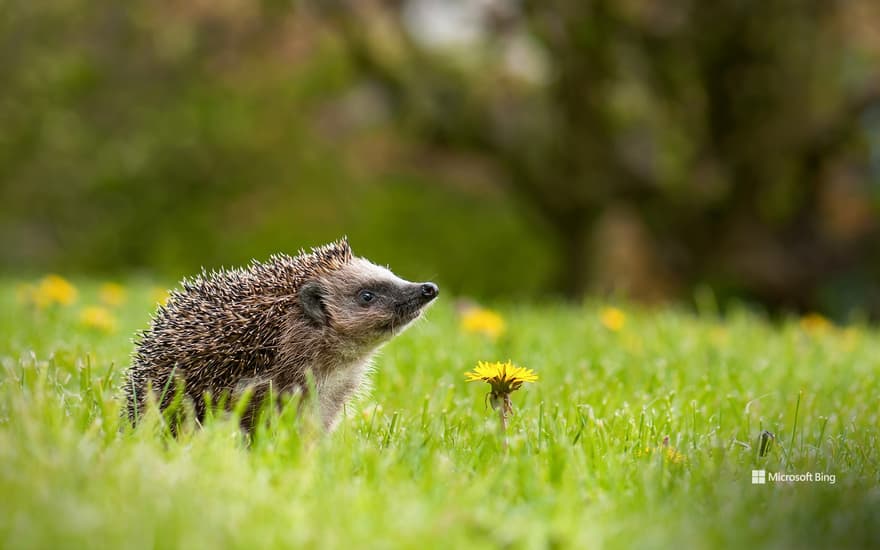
[299,282,327,325]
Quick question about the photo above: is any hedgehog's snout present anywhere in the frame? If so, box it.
[420,282,439,301]
[391,282,439,324]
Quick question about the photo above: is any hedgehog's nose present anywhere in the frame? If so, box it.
[420,283,439,300]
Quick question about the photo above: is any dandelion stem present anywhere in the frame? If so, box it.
[497,402,508,451]
[491,392,509,450]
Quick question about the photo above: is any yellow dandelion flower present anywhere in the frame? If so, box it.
[466,360,538,439]
[99,282,127,307]
[461,307,506,339]
[799,312,831,334]
[79,306,117,333]
[151,286,171,306]
[465,360,538,393]
[27,274,78,309]
[600,307,626,332]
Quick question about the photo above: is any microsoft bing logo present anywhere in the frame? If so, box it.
[749,469,836,485]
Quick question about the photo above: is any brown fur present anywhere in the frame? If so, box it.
[123,238,438,430]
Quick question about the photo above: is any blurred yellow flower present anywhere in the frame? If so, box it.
[99,282,127,307]
[79,306,117,333]
[635,444,687,464]
[600,307,626,332]
[460,307,506,339]
[664,446,687,464]
[841,326,861,351]
[800,312,832,334]
[151,287,171,306]
[23,274,78,309]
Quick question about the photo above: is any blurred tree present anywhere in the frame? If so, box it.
[0,0,557,298]
[0,0,306,270]
[323,0,880,312]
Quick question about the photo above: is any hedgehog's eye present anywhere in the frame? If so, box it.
[358,290,376,305]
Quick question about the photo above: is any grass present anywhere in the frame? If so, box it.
[1,279,879,549]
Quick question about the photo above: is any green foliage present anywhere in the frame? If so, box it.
[4,1,880,311]
[0,0,556,299]
[1,280,878,548]
[328,0,880,309]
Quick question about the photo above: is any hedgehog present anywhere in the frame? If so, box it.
[123,238,438,431]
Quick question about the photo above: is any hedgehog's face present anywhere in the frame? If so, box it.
[299,258,439,348]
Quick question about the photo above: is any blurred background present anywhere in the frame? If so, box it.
[2,0,880,317]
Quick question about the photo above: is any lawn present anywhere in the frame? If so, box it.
[1,278,878,549]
